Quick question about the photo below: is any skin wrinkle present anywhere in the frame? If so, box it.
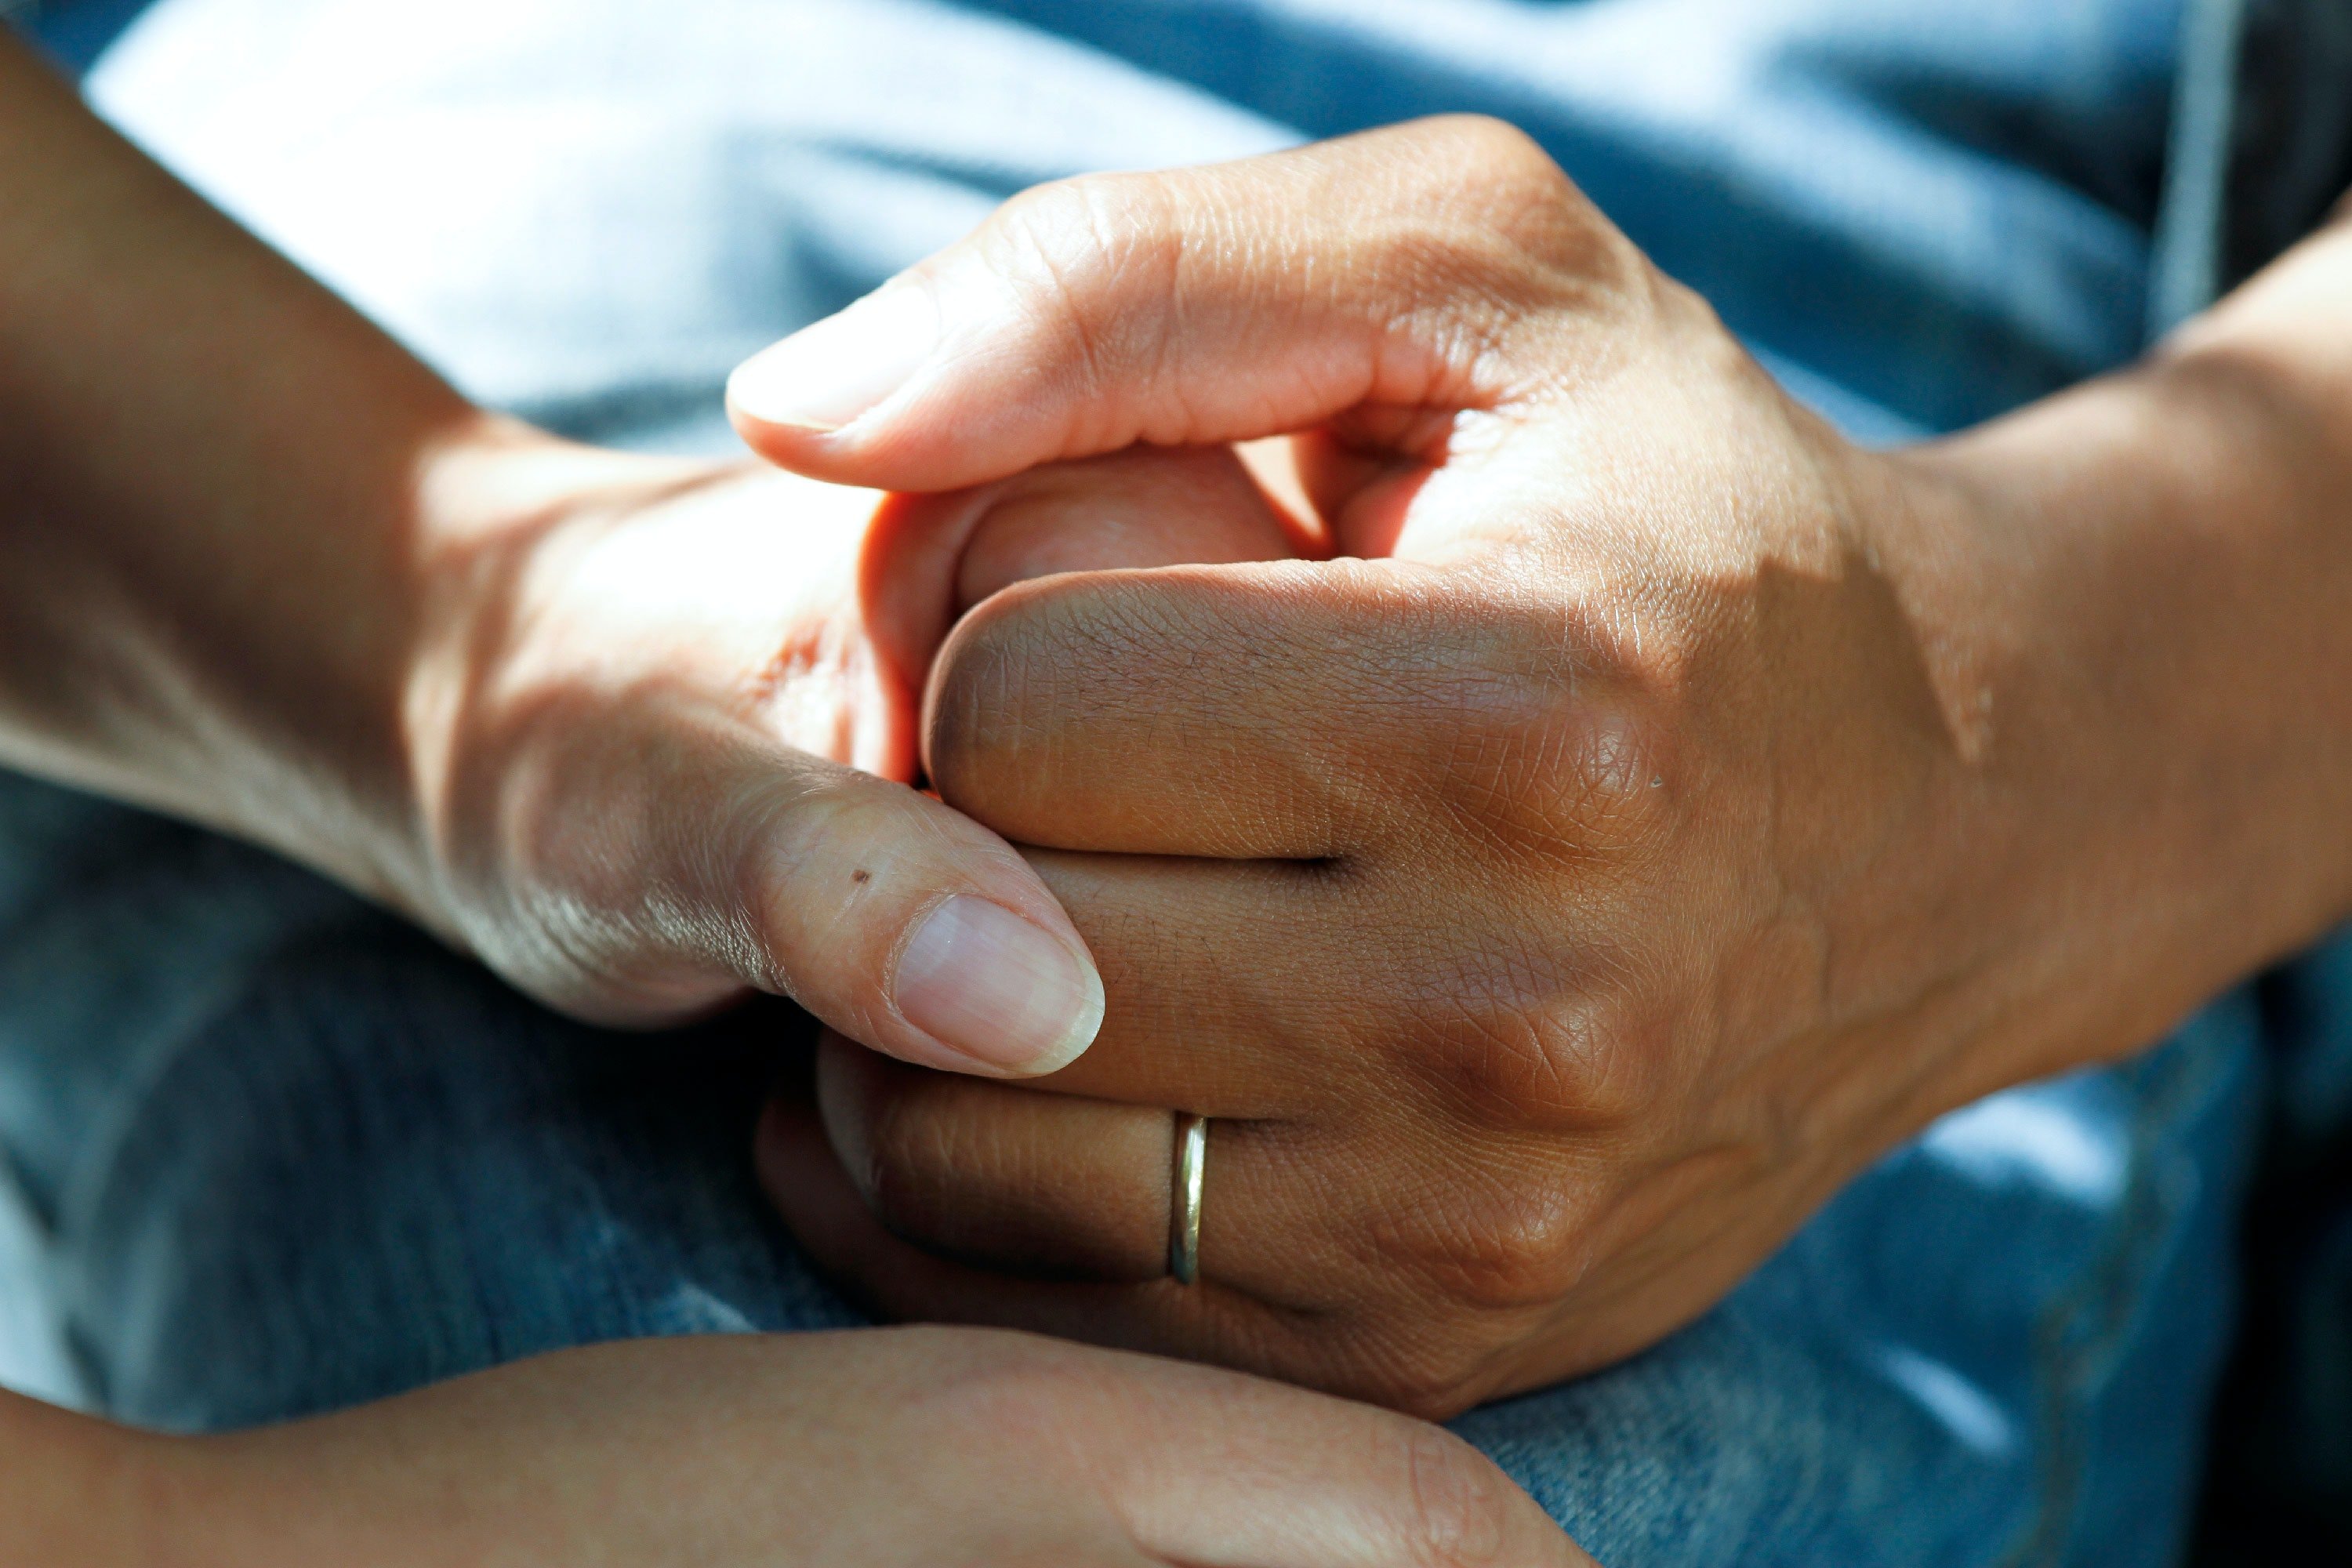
[1418,989,1584,1135]
[1432,708,1667,868]
[937,575,1361,855]
[1396,1163,1602,1319]
[411,441,1223,1052]
[1009,184,1142,456]
[1007,875,1322,1108]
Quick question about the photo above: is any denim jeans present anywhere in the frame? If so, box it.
[2,1,2337,1563]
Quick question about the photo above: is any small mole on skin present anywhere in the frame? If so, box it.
[851,869,871,884]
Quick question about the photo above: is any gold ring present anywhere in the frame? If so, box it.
[1169,1112,1207,1284]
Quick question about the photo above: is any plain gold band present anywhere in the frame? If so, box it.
[1169,1112,1208,1284]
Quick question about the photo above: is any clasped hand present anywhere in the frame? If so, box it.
[728,118,2227,1417]
[419,116,2244,1425]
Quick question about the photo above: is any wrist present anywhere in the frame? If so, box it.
[1882,328,2352,1093]
[0,49,723,949]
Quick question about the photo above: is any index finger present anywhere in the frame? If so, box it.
[924,556,1572,860]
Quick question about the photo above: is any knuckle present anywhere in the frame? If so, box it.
[1407,589,1682,858]
[978,172,1183,420]
[1359,1151,1598,1317]
[1578,595,1707,702]
[1301,1265,1521,1417]
[1428,114,1575,205]
[1400,115,1643,306]
[1408,945,1670,1133]
[1422,1178,1594,1313]
[1436,996,1637,1131]
[1552,994,1677,1125]
[1541,706,1679,851]
[1439,695,1679,860]
[995,168,1174,262]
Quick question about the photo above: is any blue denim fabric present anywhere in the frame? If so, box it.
[0,1,2310,1563]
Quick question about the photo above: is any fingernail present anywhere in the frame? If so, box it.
[727,281,940,432]
[894,895,1105,1074]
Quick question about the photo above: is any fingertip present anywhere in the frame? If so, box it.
[891,893,1104,1077]
[725,399,818,468]
[725,390,887,485]
[738,763,1103,1080]
[727,280,942,438]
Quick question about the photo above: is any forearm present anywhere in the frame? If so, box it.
[1890,209,2352,1093]
[0,1388,167,1566]
[0,37,593,917]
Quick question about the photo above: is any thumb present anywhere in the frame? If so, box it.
[492,699,1103,1078]
[729,755,1106,1078]
[726,116,1639,494]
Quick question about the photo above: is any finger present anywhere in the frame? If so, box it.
[858,711,1639,1116]
[969,849,1350,1112]
[956,446,1313,606]
[813,1033,1371,1305]
[732,760,1107,1079]
[727,116,1640,494]
[967,843,1623,1121]
[922,557,1627,860]
[509,696,1103,1076]
[859,445,1303,695]
[927,562,1382,858]
[1092,1377,1599,1568]
[760,1090,1577,1437]
[759,1087,1345,1385]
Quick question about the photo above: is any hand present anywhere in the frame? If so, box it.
[88,1329,1586,1565]
[735,118,2352,1414]
[0,37,1304,1085]
[397,432,1294,1076]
